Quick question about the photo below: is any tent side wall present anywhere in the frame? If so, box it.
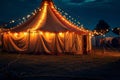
[2,32,89,54]
[86,34,92,54]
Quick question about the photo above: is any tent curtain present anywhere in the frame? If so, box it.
[3,33,28,52]
[2,32,89,54]
[0,34,2,47]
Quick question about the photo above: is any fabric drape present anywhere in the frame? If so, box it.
[3,32,90,54]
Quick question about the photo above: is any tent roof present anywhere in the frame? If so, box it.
[9,0,90,34]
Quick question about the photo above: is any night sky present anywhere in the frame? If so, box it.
[0,0,120,30]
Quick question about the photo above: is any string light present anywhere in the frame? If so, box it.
[2,1,90,35]
[51,4,84,30]
[34,9,37,13]
[11,20,15,23]
[27,15,31,18]
[22,17,25,20]
[24,32,27,36]
[39,31,43,35]
[32,12,35,15]
[64,12,68,15]
[14,33,18,37]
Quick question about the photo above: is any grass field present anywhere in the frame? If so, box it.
[0,52,120,80]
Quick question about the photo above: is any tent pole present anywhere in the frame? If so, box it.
[28,30,30,53]
[55,33,57,55]
[1,33,3,51]
[64,33,65,54]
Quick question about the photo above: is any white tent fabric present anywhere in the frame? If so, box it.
[3,32,88,54]
[2,0,92,54]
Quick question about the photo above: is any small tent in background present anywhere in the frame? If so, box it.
[1,0,92,55]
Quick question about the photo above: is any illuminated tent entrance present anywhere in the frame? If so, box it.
[2,0,92,55]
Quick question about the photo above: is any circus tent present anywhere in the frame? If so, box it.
[1,0,92,55]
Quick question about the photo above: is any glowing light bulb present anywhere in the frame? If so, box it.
[39,31,43,35]
[8,31,11,34]
[11,20,15,23]
[27,15,31,18]
[44,2,48,6]
[59,32,64,38]
[14,33,18,36]
[22,17,25,20]
[24,32,27,36]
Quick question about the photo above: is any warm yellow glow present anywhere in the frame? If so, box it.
[39,31,43,35]
[50,33,55,36]
[32,31,37,33]
[8,31,10,34]
[62,18,65,20]
[24,32,27,36]
[59,32,64,38]
[66,31,69,34]
[51,6,54,9]
[31,2,48,31]
[14,33,18,37]
[18,32,23,37]
[32,31,36,36]
[43,32,55,39]
[59,32,62,36]
[45,32,50,38]
[44,2,48,6]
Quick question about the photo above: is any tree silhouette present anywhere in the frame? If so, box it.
[93,20,110,36]
[112,27,120,36]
